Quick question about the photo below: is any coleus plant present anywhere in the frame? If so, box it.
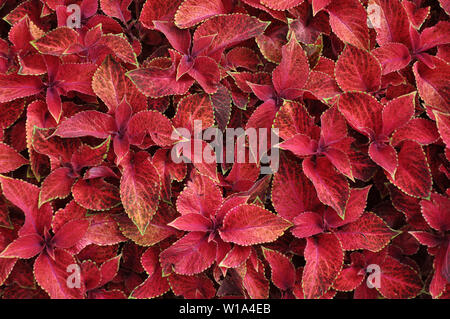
[0,0,449,300]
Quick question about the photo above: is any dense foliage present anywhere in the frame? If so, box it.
[0,0,449,299]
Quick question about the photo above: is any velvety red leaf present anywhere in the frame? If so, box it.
[127,110,174,147]
[335,212,397,252]
[382,92,415,136]
[273,100,317,141]
[72,178,120,211]
[391,118,440,147]
[131,247,169,299]
[169,273,216,299]
[302,233,343,299]
[193,14,269,57]
[335,45,381,92]
[368,0,411,47]
[117,207,178,247]
[52,219,90,249]
[0,258,16,287]
[312,0,331,14]
[219,245,251,268]
[187,55,221,94]
[98,255,122,287]
[126,62,194,98]
[387,141,432,199]
[243,258,270,299]
[280,133,317,157]
[302,157,350,218]
[139,0,183,29]
[100,0,132,23]
[0,176,52,237]
[324,186,372,228]
[338,92,383,137]
[291,212,324,239]
[272,35,309,97]
[175,0,232,29]
[260,0,304,11]
[0,142,27,173]
[303,71,341,100]
[420,193,450,232]
[434,111,450,147]
[326,0,369,50]
[211,84,232,131]
[92,56,145,112]
[31,27,79,56]
[414,57,450,113]
[0,100,25,130]
[438,0,450,14]
[34,250,85,299]
[120,151,161,234]
[169,213,212,232]
[84,214,127,246]
[368,143,398,177]
[39,167,74,206]
[262,247,296,291]
[377,255,423,299]
[0,74,42,103]
[272,157,320,222]
[173,93,215,132]
[160,232,217,275]
[372,43,411,75]
[219,204,291,246]
[0,234,43,259]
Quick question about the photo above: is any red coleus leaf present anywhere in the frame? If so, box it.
[334,212,398,252]
[420,193,450,232]
[376,255,423,299]
[335,45,381,93]
[434,111,450,147]
[302,156,350,218]
[326,0,369,50]
[54,111,116,139]
[368,0,411,47]
[176,172,223,217]
[260,0,304,11]
[130,247,169,299]
[0,176,52,237]
[175,0,234,29]
[0,142,28,173]
[92,55,146,112]
[0,74,42,103]
[272,35,310,98]
[38,167,75,206]
[262,247,296,291]
[140,0,183,30]
[34,249,85,299]
[413,57,450,113]
[291,211,324,239]
[219,204,291,246]
[193,13,269,58]
[100,0,132,23]
[272,157,320,222]
[372,43,411,75]
[160,232,217,275]
[51,219,90,249]
[72,178,121,211]
[387,141,432,199]
[302,233,343,299]
[127,51,195,98]
[120,151,161,235]
[169,273,216,299]
[0,234,43,259]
